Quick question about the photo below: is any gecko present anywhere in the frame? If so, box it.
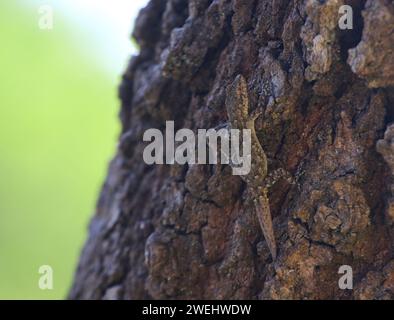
[225,74,283,261]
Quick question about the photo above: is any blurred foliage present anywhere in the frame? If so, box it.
[0,1,119,298]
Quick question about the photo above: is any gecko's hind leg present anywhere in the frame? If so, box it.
[264,168,295,189]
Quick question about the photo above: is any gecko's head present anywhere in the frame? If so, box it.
[225,74,250,125]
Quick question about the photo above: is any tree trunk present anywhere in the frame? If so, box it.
[69,0,394,300]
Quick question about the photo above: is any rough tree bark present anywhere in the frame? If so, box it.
[69,0,394,299]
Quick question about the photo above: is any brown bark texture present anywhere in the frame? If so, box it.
[69,0,394,299]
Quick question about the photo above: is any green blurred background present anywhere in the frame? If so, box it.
[0,0,146,299]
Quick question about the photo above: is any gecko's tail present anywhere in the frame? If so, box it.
[255,196,277,261]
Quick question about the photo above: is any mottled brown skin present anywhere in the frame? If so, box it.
[225,75,277,260]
